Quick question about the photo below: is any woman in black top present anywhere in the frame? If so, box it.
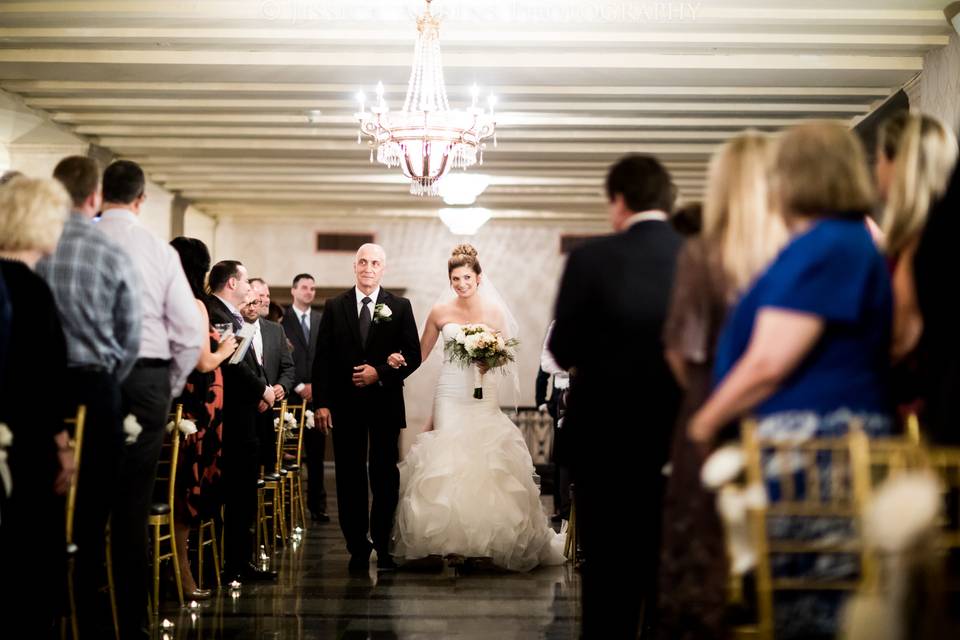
[0,176,73,636]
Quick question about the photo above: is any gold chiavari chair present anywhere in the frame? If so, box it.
[257,401,288,557]
[729,420,875,640]
[63,405,85,640]
[148,405,184,614]
[281,399,308,535]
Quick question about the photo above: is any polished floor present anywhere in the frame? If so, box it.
[156,471,580,639]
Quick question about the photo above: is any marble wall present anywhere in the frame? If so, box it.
[212,214,608,452]
[919,30,960,131]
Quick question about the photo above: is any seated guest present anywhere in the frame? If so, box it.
[169,237,238,599]
[689,121,894,639]
[0,176,74,636]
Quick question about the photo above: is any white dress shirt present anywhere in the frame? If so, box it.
[97,208,202,396]
[355,286,380,317]
[540,321,570,389]
[251,319,264,365]
[623,209,668,229]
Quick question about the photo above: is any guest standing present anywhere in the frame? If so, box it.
[281,273,330,522]
[689,122,893,640]
[36,156,142,636]
[0,177,74,638]
[914,162,960,444]
[657,133,787,640]
[96,160,202,639]
[550,155,682,638]
[242,281,296,472]
[169,237,237,599]
[207,260,278,583]
[874,112,957,425]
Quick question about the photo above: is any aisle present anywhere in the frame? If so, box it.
[158,474,580,639]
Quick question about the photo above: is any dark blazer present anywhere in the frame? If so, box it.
[549,220,683,480]
[207,295,268,442]
[258,319,296,394]
[311,287,421,428]
[281,306,321,390]
[914,162,960,444]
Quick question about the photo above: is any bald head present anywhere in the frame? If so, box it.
[354,243,386,295]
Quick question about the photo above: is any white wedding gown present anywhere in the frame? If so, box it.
[391,323,567,572]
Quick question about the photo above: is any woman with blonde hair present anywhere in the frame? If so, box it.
[689,121,893,639]
[877,111,957,362]
[0,176,74,635]
[657,132,788,640]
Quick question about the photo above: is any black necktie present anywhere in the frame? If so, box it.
[300,312,310,343]
[358,296,372,344]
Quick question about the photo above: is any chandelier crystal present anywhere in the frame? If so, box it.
[356,0,496,197]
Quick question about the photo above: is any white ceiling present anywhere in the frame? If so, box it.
[0,0,952,220]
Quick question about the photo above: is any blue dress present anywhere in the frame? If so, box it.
[714,218,894,639]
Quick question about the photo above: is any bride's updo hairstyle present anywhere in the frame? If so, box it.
[448,243,482,277]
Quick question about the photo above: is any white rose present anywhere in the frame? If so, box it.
[464,334,481,353]
[455,329,467,345]
[496,334,506,349]
[378,304,392,318]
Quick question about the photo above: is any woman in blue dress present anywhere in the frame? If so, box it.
[688,121,894,639]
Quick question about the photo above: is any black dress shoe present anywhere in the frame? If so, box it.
[376,555,398,571]
[240,564,278,582]
[348,554,370,573]
[310,511,331,523]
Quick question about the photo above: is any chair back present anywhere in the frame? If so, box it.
[271,400,289,473]
[156,405,182,509]
[737,419,872,638]
[284,399,307,467]
[64,405,87,547]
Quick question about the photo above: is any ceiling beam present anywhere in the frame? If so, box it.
[2,80,896,99]
[0,49,925,72]
[51,112,820,128]
[27,97,872,114]
[0,28,946,52]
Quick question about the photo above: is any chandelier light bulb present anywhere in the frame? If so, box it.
[471,83,479,108]
[376,81,385,107]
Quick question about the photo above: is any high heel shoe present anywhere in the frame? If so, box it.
[185,587,212,601]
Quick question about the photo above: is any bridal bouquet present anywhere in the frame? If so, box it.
[444,323,519,399]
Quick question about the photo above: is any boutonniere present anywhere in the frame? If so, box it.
[373,303,393,324]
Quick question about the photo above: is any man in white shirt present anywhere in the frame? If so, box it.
[95,159,202,639]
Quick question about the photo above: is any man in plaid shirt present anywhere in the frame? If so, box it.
[36,155,141,637]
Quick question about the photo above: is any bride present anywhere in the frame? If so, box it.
[386,244,566,572]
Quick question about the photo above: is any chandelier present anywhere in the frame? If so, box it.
[356,0,496,197]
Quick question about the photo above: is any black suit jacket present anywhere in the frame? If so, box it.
[207,295,268,442]
[281,306,321,392]
[549,220,683,480]
[914,162,960,443]
[257,319,296,394]
[311,288,421,428]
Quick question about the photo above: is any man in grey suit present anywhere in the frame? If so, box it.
[245,280,296,470]
[280,273,329,521]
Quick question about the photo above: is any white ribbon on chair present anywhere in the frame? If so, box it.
[164,418,198,436]
[123,414,142,445]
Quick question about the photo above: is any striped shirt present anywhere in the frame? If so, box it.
[36,212,142,380]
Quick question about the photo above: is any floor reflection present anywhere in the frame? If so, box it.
[156,493,579,639]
